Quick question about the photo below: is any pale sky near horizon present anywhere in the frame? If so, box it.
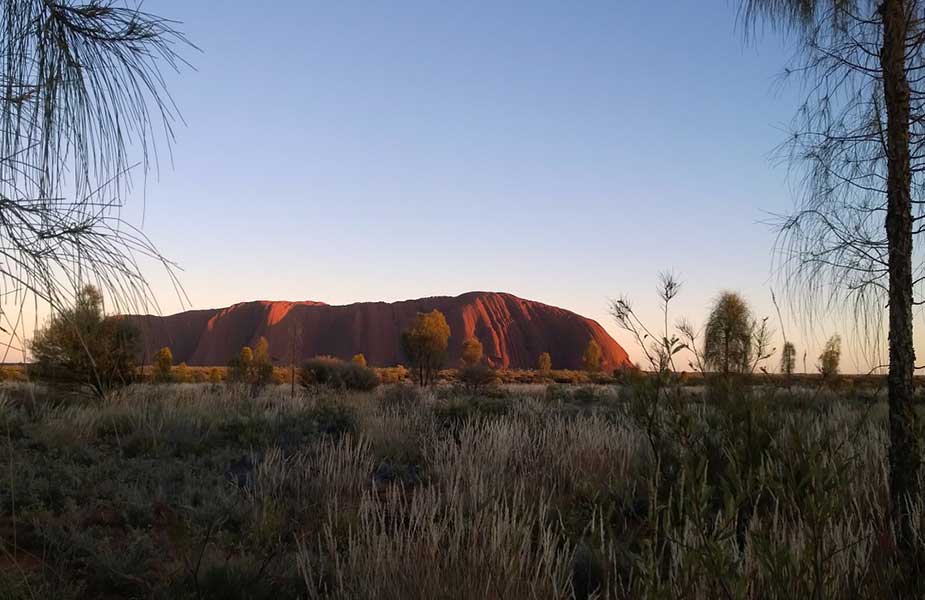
[7,1,901,371]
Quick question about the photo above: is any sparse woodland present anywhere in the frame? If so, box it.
[3,0,925,598]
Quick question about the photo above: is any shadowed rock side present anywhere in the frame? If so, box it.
[128,292,630,370]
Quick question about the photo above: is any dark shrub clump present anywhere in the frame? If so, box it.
[458,363,498,392]
[300,356,380,391]
[380,383,424,409]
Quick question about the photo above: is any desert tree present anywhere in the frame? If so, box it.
[460,337,483,367]
[401,309,450,387]
[227,340,274,394]
[704,292,754,375]
[818,334,842,378]
[352,353,367,368]
[252,336,274,387]
[538,351,552,374]
[153,346,173,382]
[29,284,139,397]
[459,362,497,392]
[702,292,775,377]
[739,0,922,553]
[582,339,602,373]
[781,341,797,376]
[227,346,253,385]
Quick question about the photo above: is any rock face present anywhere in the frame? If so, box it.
[128,292,630,370]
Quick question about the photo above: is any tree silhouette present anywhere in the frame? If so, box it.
[780,341,796,376]
[582,340,602,373]
[704,292,754,376]
[739,0,922,556]
[29,284,139,397]
[818,335,841,379]
[153,347,174,383]
[401,310,450,386]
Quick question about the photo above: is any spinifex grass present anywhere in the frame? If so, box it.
[0,381,918,598]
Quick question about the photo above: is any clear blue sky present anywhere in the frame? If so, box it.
[103,2,881,369]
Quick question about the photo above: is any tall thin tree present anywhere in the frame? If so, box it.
[740,0,922,564]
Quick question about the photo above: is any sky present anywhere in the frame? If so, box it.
[10,1,895,371]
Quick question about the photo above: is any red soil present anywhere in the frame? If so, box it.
[127,292,630,370]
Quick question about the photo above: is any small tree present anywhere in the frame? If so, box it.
[208,368,223,386]
[352,353,367,367]
[780,342,796,377]
[401,310,451,386]
[228,346,254,384]
[29,285,140,398]
[153,347,174,383]
[818,335,841,379]
[461,337,483,367]
[538,352,552,374]
[582,340,602,372]
[704,292,754,375]
[459,363,498,393]
[252,336,274,387]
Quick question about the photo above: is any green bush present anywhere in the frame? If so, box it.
[312,401,358,437]
[300,357,379,391]
[380,383,423,408]
[458,363,498,392]
[29,285,140,398]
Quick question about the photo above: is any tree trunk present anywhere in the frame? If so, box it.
[881,0,921,564]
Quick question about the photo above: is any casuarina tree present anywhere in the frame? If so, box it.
[740,0,923,567]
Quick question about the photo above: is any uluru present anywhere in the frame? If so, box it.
[128,291,630,370]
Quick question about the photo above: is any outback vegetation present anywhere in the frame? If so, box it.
[1,373,920,599]
[29,286,141,399]
[400,310,451,387]
[7,270,925,598]
[1,0,925,599]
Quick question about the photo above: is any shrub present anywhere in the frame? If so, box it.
[377,365,409,384]
[174,362,191,383]
[227,339,273,393]
[311,401,357,437]
[152,347,173,383]
[29,285,140,398]
[227,346,254,384]
[380,383,424,408]
[301,357,379,391]
[614,362,642,385]
[352,353,367,368]
[552,369,582,384]
[458,363,498,392]
[582,340,602,372]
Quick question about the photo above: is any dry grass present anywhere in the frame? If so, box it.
[0,381,920,598]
